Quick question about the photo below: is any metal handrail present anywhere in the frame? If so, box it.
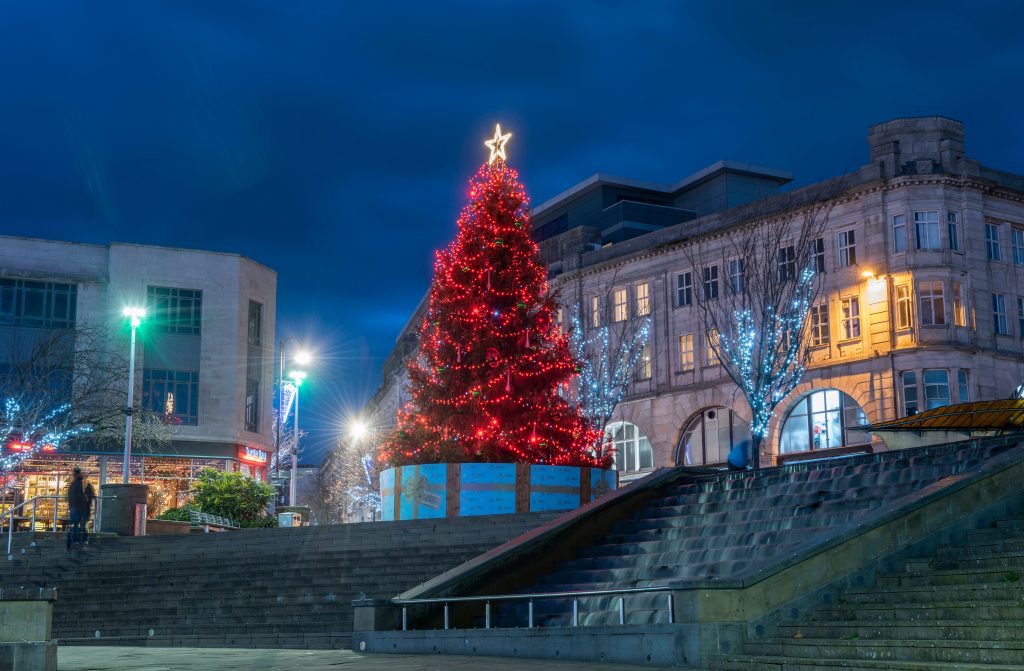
[393,585,675,631]
[6,494,106,560]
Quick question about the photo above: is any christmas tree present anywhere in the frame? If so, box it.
[380,126,608,469]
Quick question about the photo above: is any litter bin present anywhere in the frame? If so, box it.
[99,483,149,536]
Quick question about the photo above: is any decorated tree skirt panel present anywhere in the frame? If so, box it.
[379,463,616,521]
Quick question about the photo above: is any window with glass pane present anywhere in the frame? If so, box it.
[809,304,830,346]
[837,230,856,267]
[777,246,795,281]
[680,408,750,466]
[780,389,868,454]
[676,271,692,307]
[1013,229,1024,265]
[952,281,966,327]
[1019,297,1024,338]
[142,369,199,425]
[706,329,720,366]
[591,296,600,327]
[702,265,719,300]
[678,334,694,371]
[895,285,912,329]
[637,343,651,380]
[947,212,960,251]
[918,281,945,325]
[986,224,1001,261]
[729,258,745,293]
[810,238,825,272]
[923,369,951,410]
[892,215,907,253]
[902,371,919,416]
[958,370,969,403]
[840,297,860,339]
[0,279,77,329]
[612,288,628,322]
[993,293,1009,335]
[635,283,650,316]
[147,286,202,335]
[914,211,940,250]
[609,422,654,472]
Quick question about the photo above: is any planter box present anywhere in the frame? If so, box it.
[145,519,191,536]
[379,463,616,521]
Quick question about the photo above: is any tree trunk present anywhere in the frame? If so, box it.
[749,433,764,470]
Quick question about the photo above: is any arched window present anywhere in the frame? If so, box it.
[780,389,870,455]
[678,407,751,466]
[605,422,654,473]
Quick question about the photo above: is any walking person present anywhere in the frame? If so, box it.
[65,467,88,550]
[82,475,96,544]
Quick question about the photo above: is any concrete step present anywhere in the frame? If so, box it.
[711,654,1024,671]
[843,583,1024,605]
[776,621,1024,642]
[743,637,1024,665]
[875,568,1024,588]
[809,602,1024,622]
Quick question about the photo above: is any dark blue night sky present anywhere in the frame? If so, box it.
[1,1,1022,462]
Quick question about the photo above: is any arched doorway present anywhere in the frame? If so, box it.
[605,421,654,474]
[676,407,751,466]
[780,388,870,455]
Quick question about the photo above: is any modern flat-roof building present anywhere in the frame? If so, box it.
[366,116,1024,483]
[0,237,276,515]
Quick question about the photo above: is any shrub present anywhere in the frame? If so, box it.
[190,468,276,527]
[155,506,195,522]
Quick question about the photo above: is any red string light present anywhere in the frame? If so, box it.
[380,159,608,468]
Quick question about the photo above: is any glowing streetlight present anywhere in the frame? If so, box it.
[293,350,312,366]
[121,306,146,483]
[349,419,368,441]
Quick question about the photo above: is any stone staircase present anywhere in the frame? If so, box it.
[485,439,1017,629]
[713,510,1024,670]
[0,512,557,649]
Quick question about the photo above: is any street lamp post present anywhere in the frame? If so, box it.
[121,307,146,483]
[288,370,307,505]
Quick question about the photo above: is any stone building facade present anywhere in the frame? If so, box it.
[366,117,1024,481]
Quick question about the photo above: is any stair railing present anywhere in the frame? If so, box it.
[6,495,104,560]
[393,585,674,631]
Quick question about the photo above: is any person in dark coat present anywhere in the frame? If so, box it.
[66,467,88,550]
[727,440,751,471]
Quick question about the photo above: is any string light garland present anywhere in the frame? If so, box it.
[1,398,92,472]
[380,128,607,469]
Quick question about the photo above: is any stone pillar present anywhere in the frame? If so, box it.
[352,597,400,653]
[99,483,149,536]
[0,587,57,671]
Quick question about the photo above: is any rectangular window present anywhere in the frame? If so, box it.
[1013,229,1024,265]
[591,296,600,328]
[245,378,260,432]
[809,304,830,347]
[895,284,912,329]
[923,369,951,410]
[702,265,719,301]
[613,288,628,322]
[947,211,960,251]
[986,223,1001,261]
[1019,297,1024,338]
[635,283,650,317]
[728,258,745,293]
[918,281,945,326]
[993,293,1009,335]
[0,279,77,329]
[706,329,720,367]
[142,369,199,425]
[810,237,825,272]
[777,245,796,281]
[952,281,967,327]
[892,214,907,254]
[837,229,856,268]
[678,334,694,371]
[958,369,969,403]
[147,286,203,335]
[675,271,693,307]
[902,371,919,416]
[914,210,940,250]
[247,301,263,346]
[840,297,860,339]
[637,343,651,380]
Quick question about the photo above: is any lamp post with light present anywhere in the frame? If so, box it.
[121,307,146,483]
[287,369,307,505]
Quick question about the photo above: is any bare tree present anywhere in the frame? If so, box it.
[685,194,834,468]
[566,266,652,452]
[0,324,171,471]
[311,436,381,524]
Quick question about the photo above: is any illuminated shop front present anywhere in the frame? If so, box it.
[0,445,269,519]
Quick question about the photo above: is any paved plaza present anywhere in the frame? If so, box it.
[58,647,671,671]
